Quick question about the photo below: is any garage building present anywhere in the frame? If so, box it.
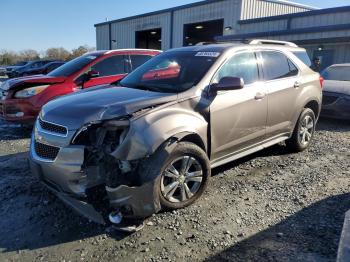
[94,0,350,69]
[95,0,314,50]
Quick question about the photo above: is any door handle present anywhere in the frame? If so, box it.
[255,92,266,100]
[294,81,301,88]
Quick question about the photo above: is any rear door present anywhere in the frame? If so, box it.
[209,51,268,161]
[260,50,301,138]
[83,55,128,88]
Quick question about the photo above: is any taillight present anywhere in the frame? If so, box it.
[319,76,324,89]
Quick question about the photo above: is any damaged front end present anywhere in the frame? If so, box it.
[30,116,161,225]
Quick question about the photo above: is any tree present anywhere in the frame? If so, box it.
[0,50,19,65]
[70,45,95,59]
[45,47,70,61]
[19,49,40,61]
[0,45,96,65]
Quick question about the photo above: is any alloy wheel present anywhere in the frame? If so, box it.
[299,115,314,146]
[160,156,203,203]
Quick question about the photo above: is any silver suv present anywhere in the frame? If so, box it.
[29,40,322,226]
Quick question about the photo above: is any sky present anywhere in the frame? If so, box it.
[0,0,349,52]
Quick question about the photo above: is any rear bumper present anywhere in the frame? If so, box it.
[0,98,39,123]
[321,95,350,120]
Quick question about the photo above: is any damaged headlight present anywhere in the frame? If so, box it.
[72,119,130,152]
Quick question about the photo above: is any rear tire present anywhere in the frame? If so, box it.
[286,108,316,152]
[140,141,210,211]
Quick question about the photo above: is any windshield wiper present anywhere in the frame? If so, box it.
[123,84,164,92]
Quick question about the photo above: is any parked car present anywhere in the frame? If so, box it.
[0,66,6,76]
[29,40,322,228]
[5,61,30,76]
[20,61,66,76]
[321,64,350,119]
[0,49,160,123]
[8,60,55,78]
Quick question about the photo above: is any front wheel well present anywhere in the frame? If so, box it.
[178,133,207,154]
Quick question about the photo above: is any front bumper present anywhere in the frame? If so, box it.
[321,94,350,120]
[29,126,160,224]
[0,98,39,123]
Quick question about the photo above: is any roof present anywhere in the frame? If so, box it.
[86,49,161,56]
[165,42,305,53]
[94,0,315,27]
[263,0,317,10]
[166,43,239,53]
[329,63,350,67]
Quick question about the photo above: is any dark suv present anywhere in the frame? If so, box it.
[29,40,322,227]
[8,60,54,78]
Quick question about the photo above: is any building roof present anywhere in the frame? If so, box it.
[94,0,315,27]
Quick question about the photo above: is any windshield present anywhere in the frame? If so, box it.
[48,54,102,77]
[119,51,220,93]
[322,66,350,81]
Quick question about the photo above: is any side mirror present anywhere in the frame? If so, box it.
[210,77,244,93]
[75,70,100,88]
[87,70,100,79]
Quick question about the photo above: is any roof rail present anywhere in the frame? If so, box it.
[249,39,298,47]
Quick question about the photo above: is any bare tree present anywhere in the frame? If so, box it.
[19,49,40,61]
[0,50,20,65]
[70,45,95,59]
[45,47,71,61]
[0,45,96,65]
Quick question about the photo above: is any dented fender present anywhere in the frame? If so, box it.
[110,105,208,160]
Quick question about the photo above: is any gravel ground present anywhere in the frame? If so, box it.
[0,118,349,262]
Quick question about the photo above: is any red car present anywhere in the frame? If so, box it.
[0,49,160,123]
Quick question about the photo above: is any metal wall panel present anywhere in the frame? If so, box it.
[240,0,311,20]
[238,9,350,34]
[303,42,350,64]
[172,0,241,47]
[291,11,350,29]
[110,12,171,50]
[96,24,110,50]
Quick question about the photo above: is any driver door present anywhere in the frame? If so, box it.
[210,51,268,161]
[82,55,129,88]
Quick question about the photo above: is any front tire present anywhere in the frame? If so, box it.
[286,108,316,152]
[140,141,210,211]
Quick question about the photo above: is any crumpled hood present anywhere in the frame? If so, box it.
[323,80,350,96]
[41,85,178,130]
[0,75,66,91]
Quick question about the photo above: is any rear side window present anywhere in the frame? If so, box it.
[292,51,312,67]
[92,55,126,76]
[322,66,350,81]
[261,51,298,81]
[214,52,259,85]
[130,55,153,70]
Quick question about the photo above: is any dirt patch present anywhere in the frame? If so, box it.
[0,118,349,261]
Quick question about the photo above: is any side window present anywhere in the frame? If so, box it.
[288,59,299,77]
[130,55,152,70]
[261,51,299,80]
[91,55,126,77]
[214,52,259,85]
[292,51,311,67]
